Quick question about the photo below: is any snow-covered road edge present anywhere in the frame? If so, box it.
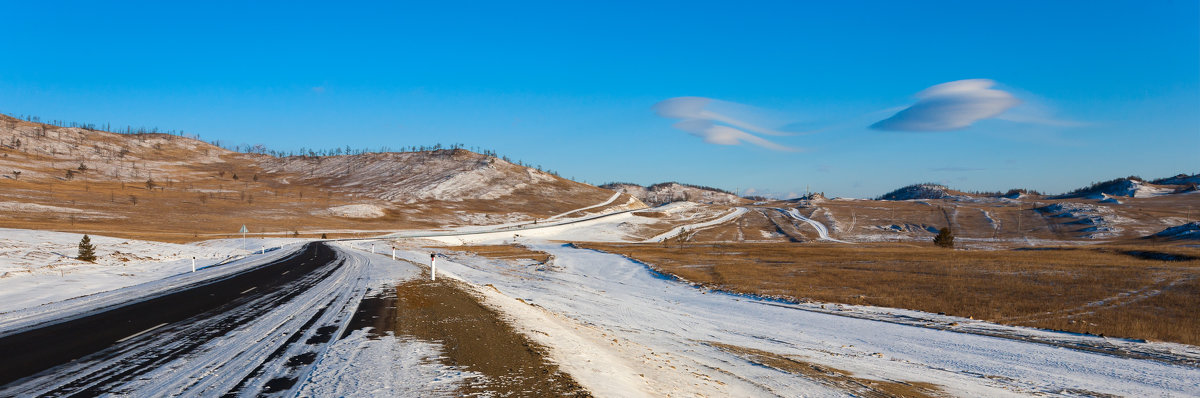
[0,242,309,337]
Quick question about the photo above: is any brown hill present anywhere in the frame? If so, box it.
[601,182,747,206]
[0,114,628,241]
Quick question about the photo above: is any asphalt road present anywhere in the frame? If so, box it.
[0,242,339,387]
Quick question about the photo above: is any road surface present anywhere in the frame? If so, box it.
[0,242,373,397]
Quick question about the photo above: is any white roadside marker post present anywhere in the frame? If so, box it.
[391,247,396,260]
[371,244,374,254]
[430,253,436,281]
[192,257,196,273]
[240,224,248,251]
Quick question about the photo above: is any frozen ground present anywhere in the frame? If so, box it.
[0,236,480,397]
[385,240,1200,397]
[4,201,1199,396]
[0,229,307,315]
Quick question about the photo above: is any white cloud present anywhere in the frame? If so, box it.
[653,97,799,151]
[870,79,1020,132]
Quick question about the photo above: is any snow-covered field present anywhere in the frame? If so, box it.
[0,229,292,315]
[386,240,1200,397]
[3,197,1199,397]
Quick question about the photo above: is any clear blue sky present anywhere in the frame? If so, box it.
[2,1,1196,198]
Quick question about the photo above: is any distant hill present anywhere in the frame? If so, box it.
[1149,222,1200,241]
[600,182,747,206]
[0,113,622,239]
[1053,176,1195,199]
[877,183,964,201]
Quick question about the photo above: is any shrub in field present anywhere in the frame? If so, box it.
[933,227,954,248]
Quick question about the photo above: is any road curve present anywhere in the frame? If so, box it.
[0,242,340,390]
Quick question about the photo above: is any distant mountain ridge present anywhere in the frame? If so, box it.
[600,181,747,206]
[877,174,1196,201]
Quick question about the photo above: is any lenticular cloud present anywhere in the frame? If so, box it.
[653,97,797,151]
[870,79,1020,132]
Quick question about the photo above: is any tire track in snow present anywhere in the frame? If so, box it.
[779,208,851,243]
[641,207,749,243]
[545,192,622,221]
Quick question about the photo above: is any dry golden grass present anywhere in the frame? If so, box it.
[428,244,551,264]
[706,342,944,398]
[582,242,1200,345]
[688,209,793,243]
[815,194,1199,243]
[0,165,433,242]
[0,117,620,242]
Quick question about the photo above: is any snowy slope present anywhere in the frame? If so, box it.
[603,182,746,205]
[256,149,598,204]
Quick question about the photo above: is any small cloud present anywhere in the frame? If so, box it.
[871,79,1020,132]
[931,166,985,172]
[311,86,326,94]
[816,164,832,173]
[653,97,801,151]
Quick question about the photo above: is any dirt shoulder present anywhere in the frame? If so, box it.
[346,272,590,397]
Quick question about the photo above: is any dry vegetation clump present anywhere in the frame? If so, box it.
[582,242,1200,345]
[429,244,551,264]
[631,211,667,218]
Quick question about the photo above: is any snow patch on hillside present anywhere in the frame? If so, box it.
[256,151,584,204]
[1038,203,1132,239]
[1152,222,1200,240]
[0,121,227,182]
[879,184,961,201]
[604,182,744,206]
[320,204,387,219]
[0,202,123,220]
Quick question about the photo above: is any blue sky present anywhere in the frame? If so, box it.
[1,1,1196,198]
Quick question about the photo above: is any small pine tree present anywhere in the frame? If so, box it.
[77,235,97,262]
[321,233,328,239]
[933,227,955,248]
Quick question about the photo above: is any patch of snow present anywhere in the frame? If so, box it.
[255,151,589,204]
[641,207,748,243]
[782,208,850,243]
[1152,222,1200,240]
[544,190,619,219]
[1037,202,1133,239]
[319,204,387,219]
[299,330,481,397]
[604,182,744,206]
